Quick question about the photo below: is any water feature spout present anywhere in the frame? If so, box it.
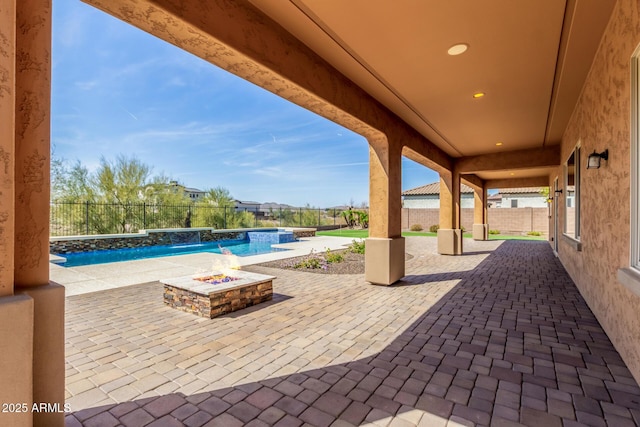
[169,230,201,245]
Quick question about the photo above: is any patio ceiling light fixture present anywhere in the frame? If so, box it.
[448,43,469,55]
[473,92,485,98]
[587,149,608,169]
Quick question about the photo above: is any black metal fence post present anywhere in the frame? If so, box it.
[85,201,89,235]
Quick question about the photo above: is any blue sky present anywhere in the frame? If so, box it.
[52,0,438,207]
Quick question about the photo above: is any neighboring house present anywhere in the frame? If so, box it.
[403,183,548,208]
[259,202,295,217]
[487,192,502,208]
[402,182,475,208]
[168,181,205,201]
[234,200,261,213]
[494,187,548,208]
[184,187,206,201]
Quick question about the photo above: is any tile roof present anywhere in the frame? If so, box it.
[402,182,474,196]
[403,183,548,197]
[499,187,546,194]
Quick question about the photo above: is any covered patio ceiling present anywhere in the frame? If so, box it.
[249,0,616,183]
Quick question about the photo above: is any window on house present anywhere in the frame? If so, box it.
[564,146,580,240]
[511,199,518,208]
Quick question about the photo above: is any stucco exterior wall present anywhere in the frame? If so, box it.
[403,196,440,209]
[555,0,640,382]
[500,194,548,208]
[402,194,474,209]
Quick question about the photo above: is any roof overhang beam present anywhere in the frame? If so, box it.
[456,146,561,174]
[485,176,550,189]
[461,174,485,191]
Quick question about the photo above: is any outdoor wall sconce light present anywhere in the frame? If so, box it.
[587,149,608,169]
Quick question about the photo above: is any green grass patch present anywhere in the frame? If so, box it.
[402,231,436,237]
[317,229,369,238]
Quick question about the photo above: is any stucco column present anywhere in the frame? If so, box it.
[13,1,65,426]
[0,0,15,297]
[0,4,36,427]
[473,185,489,240]
[438,170,463,254]
[365,137,405,285]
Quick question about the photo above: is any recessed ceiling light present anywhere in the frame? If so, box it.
[496,142,503,146]
[473,92,485,99]
[447,43,469,56]
[510,172,515,176]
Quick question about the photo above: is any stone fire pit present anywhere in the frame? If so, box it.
[162,269,275,318]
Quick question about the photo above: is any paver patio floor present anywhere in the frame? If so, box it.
[63,238,640,426]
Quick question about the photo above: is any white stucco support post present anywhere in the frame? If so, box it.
[473,184,489,240]
[438,170,463,255]
[365,138,405,285]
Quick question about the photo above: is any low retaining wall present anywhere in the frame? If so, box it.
[291,229,316,238]
[50,227,316,254]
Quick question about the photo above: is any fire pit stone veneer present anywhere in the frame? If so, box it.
[162,269,275,318]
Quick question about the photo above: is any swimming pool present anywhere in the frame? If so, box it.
[55,240,290,267]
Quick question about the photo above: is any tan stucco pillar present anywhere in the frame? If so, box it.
[365,138,405,285]
[0,0,15,297]
[0,5,35,427]
[473,185,489,240]
[438,170,463,254]
[9,1,65,426]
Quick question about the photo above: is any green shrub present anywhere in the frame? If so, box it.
[325,249,344,263]
[410,224,423,232]
[349,239,365,254]
[527,231,542,236]
[429,224,440,233]
[488,229,500,235]
[294,250,327,270]
[356,211,369,229]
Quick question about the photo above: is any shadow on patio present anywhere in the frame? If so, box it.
[64,240,640,426]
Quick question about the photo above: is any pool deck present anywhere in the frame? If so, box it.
[58,236,640,426]
[51,235,354,296]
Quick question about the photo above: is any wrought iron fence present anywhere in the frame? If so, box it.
[49,201,368,236]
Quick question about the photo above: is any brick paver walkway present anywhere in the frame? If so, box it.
[64,238,640,426]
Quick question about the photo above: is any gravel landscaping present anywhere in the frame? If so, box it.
[256,249,365,274]
[255,249,412,274]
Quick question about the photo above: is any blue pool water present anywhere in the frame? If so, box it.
[56,240,290,267]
